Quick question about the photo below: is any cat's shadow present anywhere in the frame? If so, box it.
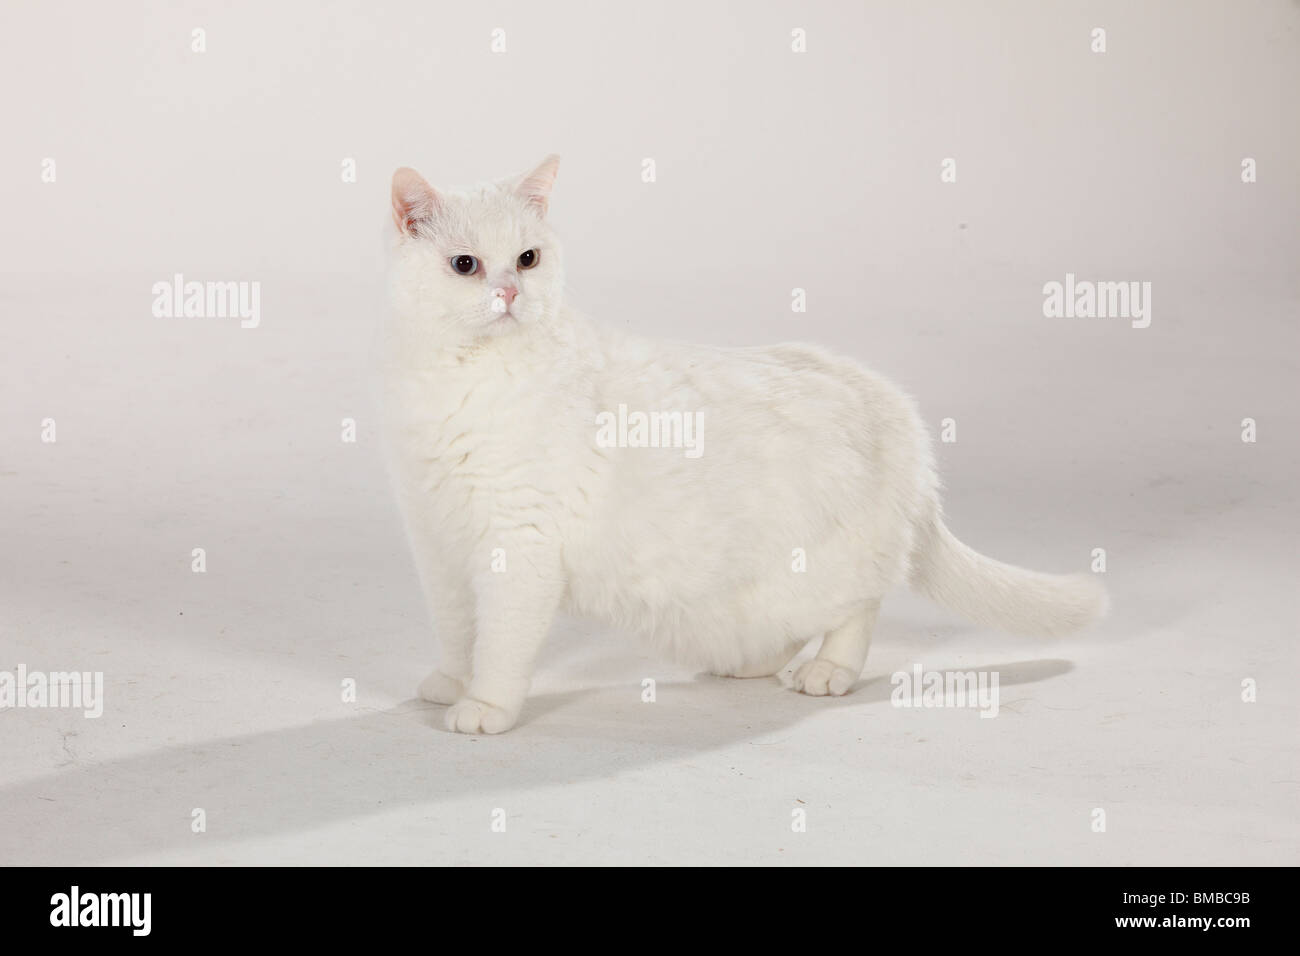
[0,658,1070,864]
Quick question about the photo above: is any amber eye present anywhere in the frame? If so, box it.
[450,255,479,275]
[517,249,539,269]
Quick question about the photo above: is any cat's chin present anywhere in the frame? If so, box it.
[480,312,521,336]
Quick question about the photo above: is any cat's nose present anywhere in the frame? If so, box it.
[495,286,519,306]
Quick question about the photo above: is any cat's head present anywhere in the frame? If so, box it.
[388,156,564,344]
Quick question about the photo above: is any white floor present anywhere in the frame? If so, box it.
[1,268,1296,866]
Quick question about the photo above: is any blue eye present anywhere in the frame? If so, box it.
[450,255,479,275]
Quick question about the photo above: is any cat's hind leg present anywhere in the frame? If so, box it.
[712,642,806,679]
[793,600,880,697]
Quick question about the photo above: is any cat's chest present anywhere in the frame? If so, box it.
[386,363,568,497]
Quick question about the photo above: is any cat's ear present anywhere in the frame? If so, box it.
[515,154,560,217]
[391,167,440,236]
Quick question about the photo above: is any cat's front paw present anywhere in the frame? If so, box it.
[418,669,467,705]
[793,658,858,697]
[445,697,518,735]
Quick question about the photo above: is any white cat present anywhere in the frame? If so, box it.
[381,156,1107,735]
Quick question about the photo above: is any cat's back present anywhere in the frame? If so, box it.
[596,333,925,446]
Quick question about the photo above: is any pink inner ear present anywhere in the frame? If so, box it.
[392,168,439,234]
[516,155,560,215]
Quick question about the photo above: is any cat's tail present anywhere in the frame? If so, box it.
[908,516,1108,636]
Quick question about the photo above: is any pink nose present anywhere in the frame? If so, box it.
[497,286,519,306]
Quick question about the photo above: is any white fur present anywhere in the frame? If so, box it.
[381,159,1108,734]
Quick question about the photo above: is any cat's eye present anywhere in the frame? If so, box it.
[517,249,539,270]
[450,255,479,275]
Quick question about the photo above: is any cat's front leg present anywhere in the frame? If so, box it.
[445,543,563,735]
[409,546,476,705]
[417,667,469,706]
